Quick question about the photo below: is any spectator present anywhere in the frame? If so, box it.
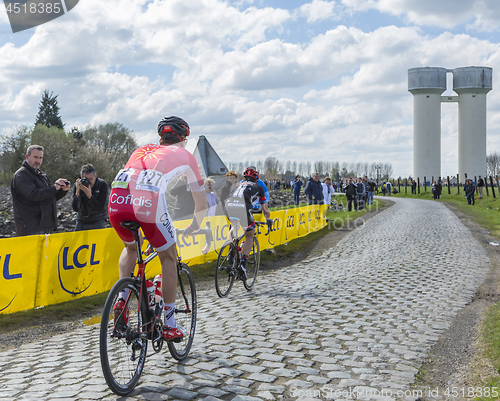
[321,177,334,206]
[247,165,270,210]
[436,177,442,199]
[477,176,485,199]
[385,180,392,196]
[205,178,220,216]
[366,178,376,206]
[356,178,365,210]
[345,179,358,211]
[72,164,108,231]
[432,180,437,199]
[11,144,70,236]
[292,175,303,205]
[170,174,195,220]
[411,180,417,194]
[304,172,324,205]
[466,179,475,205]
[219,170,238,204]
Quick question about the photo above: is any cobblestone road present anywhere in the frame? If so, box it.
[0,198,490,401]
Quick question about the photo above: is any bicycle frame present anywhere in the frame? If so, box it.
[129,222,212,328]
[112,226,155,343]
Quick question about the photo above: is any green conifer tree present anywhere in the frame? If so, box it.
[35,90,64,129]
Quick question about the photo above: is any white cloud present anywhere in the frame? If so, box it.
[298,0,338,23]
[1,0,500,178]
[342,0,500,31]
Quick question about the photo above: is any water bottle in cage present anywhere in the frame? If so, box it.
[146,280,155,312]
[153,275,163,319]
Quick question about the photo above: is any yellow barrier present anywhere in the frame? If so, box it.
[0,204,327,314]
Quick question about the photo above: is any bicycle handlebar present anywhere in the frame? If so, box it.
[143,222,213,261]
[175,221,213,255]
[254,219,272,236]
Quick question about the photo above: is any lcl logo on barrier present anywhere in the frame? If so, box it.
[177,235,200,249]
[58,243,99,295]
[308,209,322,222]
[61,244,100,270]
[1,254,22,280]
[215,225,230,242]
[4,0,79,33]
[299,213,306,225]
[1,254,21,312]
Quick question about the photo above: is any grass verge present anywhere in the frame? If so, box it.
[476,302,500,399]
[0,292,109,335]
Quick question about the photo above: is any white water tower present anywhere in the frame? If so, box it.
[408,67,447,182]
[408,66,492,182]
[454,67,492,180]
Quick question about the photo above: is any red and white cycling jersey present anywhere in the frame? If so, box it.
[109,144,204,251]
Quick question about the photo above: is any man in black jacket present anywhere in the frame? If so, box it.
[11,145,70,236]
[72,164,109,231]
[219,170,238,205]
[345,179,358,211]
[304,172,324,205]
[170,174,195,220]
[477,176,485,199]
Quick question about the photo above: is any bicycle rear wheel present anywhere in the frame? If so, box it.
[243,236,260,290]
[100,277,148,396]
[215,241,236,297]
[168,263,196,361]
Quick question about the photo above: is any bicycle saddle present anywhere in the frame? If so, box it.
[120,221,142,231]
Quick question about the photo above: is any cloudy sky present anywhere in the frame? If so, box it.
[1,0,500,178]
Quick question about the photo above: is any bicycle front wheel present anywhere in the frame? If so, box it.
[168,263,197,361]
[243,236,260,290]
[215,241,236,297]
[100,277,148,396]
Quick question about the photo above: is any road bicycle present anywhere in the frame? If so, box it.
[328,198,345,212]
[99,220,212,396]
[215,215,270,297]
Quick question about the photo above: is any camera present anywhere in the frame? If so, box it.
[81,177,91,187]
[63,179,70,186]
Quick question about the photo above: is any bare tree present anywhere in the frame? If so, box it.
[487,152,500,177]
[381,163,393,180]
[264,157,280,178]
[313,161,325,176]
[330,161,340,181]
[305,162,312,177]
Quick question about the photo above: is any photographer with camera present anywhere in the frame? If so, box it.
[11,144,71,236]
[72,164,108,231]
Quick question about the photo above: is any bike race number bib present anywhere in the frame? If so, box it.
[135,169,164,193]
[111,168,135,189]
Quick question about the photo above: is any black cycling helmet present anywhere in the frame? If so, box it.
[243,167,259,182]
[157,116,190,143]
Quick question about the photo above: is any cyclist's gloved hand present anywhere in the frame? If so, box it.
[183,224,200,236]
[183,217,200,236]
[266,219,273,230]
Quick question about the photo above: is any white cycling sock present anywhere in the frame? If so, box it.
[118,288,130,300]
[164,303,175,328]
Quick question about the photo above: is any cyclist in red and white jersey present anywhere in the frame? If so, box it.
[224,167,272,281]
[109,116,207,341]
